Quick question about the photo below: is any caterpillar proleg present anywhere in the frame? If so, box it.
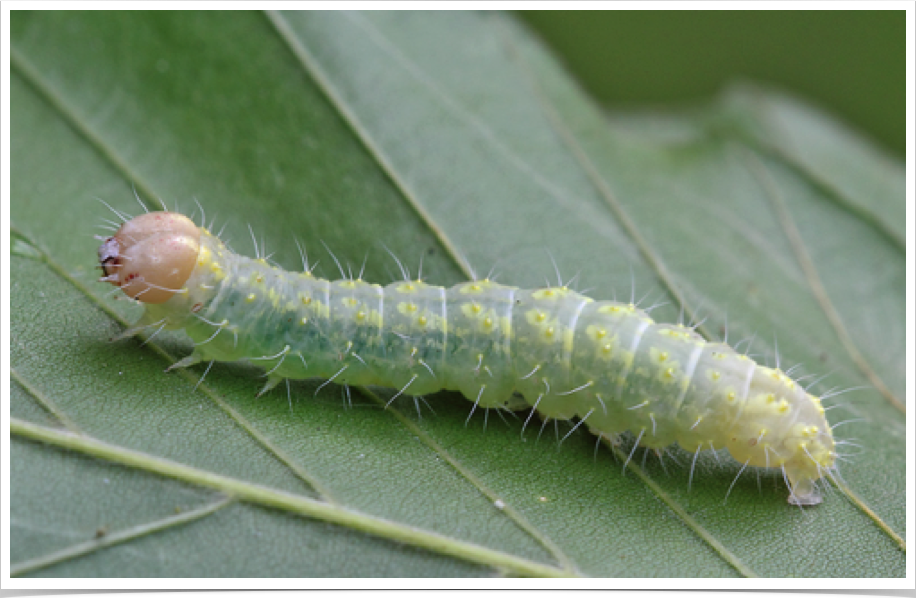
[98,210,838,505]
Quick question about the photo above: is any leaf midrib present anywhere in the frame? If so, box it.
[11,418,571,578]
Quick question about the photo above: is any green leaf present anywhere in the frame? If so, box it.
[10,11,904,578]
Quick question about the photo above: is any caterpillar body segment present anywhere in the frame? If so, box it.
[99,211,837,505]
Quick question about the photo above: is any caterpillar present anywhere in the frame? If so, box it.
[97,209,838,506]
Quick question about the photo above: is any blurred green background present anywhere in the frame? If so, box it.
[520,11,905,157]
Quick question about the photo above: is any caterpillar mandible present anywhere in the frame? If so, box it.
[98,209,837,506]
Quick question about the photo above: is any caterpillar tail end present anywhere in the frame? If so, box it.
[787,485,823,506]
[785,466,823,506]
[782,425,835,506]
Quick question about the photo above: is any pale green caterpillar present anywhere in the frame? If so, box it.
[98,210,838,505]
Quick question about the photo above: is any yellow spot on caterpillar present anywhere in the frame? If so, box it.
[197,248,210,267]
[526,309,550,328]
[598,304,626,315]
[418,315,428,326]
[254,273,264,283]
[246,293,256,303]
[345,297,359,307]
[356,311,366,322]
[461,302,484,319]
[811,396,825,416]
[766,393,776,404]
[398,302,418,315]
[657,365,678,384]
[533,287,569,300]
[256,258,267,266]
[727,391,737,403]
[777,400,790,414]
[708,370,721,382]
[544,326,554,340]
[483,317,494,330]
[300,295,312,306]
[650,347,668,363]
[300,317,308,325]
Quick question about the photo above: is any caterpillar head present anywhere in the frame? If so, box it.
[98,212,201,304]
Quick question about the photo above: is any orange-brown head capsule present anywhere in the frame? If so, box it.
[98,212,201,304]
